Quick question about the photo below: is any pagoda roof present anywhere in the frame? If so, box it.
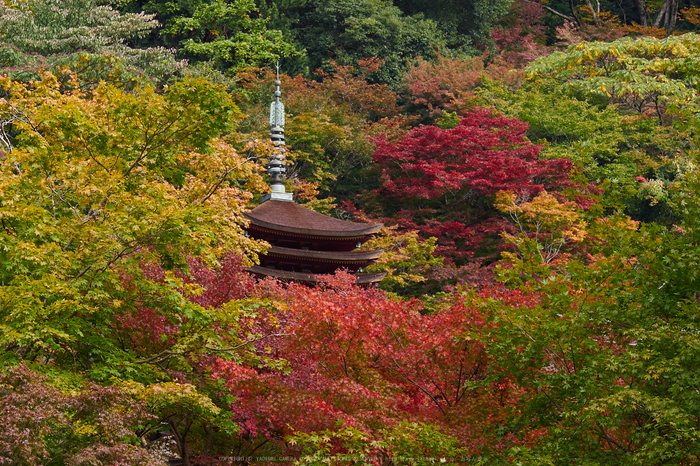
[265,246,383,263]
[245,201,382,239]
[247,265,386,285]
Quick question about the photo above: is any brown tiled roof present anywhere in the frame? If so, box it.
[245,201,382,238]
[266,246,383,263]
[247,266,386,285]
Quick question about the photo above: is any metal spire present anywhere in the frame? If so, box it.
[263,62,293,202]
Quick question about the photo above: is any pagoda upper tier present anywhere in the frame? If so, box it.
[246,200,381,250]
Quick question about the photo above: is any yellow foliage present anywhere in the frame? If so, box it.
[362,227,443,293]
[0,71,268,368]
[681,7,700,26]
[496,190,587,266]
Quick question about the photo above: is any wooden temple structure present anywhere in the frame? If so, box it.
[245,70,385,285]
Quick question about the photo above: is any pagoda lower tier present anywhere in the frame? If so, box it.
[247,266,386,285]
[245,200,385,285]
[258,246,383,274]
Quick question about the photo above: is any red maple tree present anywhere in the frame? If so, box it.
[367,108,573,262]
[213,272,517,456]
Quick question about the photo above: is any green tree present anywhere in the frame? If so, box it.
[0,0,183,85]
[163,0,298,71]
[361,228,444,297]
[393,0,515,53]
[481,36,700,223]
[526,33,700,121]
[487,181,700,464]
[123,0,299,74]
[484,82,642,211]
[289,0,446,86]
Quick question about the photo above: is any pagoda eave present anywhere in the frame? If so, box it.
[245,200,382,239]
[247,266,386,285]
[265,246,384,262]
[247,224,374,242]
[245,220,381,239]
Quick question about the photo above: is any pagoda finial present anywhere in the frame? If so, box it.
[263,61,293,203]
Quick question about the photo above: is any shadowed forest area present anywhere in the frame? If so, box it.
[2,0,700,464]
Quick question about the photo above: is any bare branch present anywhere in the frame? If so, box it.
[204,332,290,353]
[524,0,575,22]
[0,102,49,153]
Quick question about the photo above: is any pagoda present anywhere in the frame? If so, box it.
[245,68,385,285]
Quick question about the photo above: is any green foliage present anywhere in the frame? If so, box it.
[495,190,587,284]
[161,0,299,72]
[394,0,514,53]
[384,422,471,464]
[362,228,443,297]
[483,71,698,223]
[291,0,446,86]
[289,422,470,465]
[125,380,239,463]
[487,189,700,464]
[0,0,184,84]
[285,113,354,191]
[485,80,638,183]
[435,111,460,129]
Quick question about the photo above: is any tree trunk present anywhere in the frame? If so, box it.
[568,0,583,26]
[584,0,601,25]
[169,420,193,466]
[665,0,679,36]
[653,0,670,27]
[204,424,213,456]
[652,0,679,34]
[634,0,648,27]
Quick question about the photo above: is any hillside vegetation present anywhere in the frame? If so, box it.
[2,0,700,464]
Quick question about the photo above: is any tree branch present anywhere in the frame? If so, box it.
[134,332,290,364]
[204,332,290,353]
[524,0,575,22]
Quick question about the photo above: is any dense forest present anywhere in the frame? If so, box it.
[2,0,700,464]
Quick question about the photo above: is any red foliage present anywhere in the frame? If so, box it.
[267,61,402,124]
[430,259,500,293]
[491,0,550,68]
[0,365,157,465]
[368,109,573,261]
[113,253,256,354]
[104,250,552,457]
[214,272,514,453]
[400,54,487,120]
[107,254,538,456]
[374,109,567,199]
[0,364,68,464]
[184,253,257,308]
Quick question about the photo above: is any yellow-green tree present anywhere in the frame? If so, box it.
[496,191,587,260]
[0,72,267,380]
[526,33,700,121]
